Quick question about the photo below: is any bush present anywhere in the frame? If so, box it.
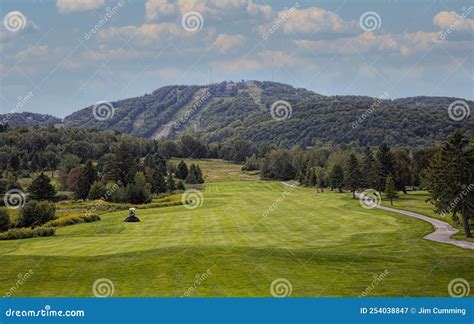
[16,200,56,228]
[0,227,55,240]
[44,214,100,227]
[88,181,106,200]
[0,209,10,232]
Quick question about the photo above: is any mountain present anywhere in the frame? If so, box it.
[6,81,474,148]
[0,112,62,128]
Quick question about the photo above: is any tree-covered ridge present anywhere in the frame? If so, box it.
[0,112,61,128]
[3,81,473,148]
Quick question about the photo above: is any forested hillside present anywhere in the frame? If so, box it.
[62,81,473,148]
[3,81,472,148]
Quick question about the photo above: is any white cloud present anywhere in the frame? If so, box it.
[433,10,474,31]
[294,31,440,57]
[145,0,273,22]
[99,23,188,45]
[281,7,357,35]
[145,0,177,20]
[57,0,105,14]
[213,34,246,53]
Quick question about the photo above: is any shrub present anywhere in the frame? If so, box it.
[0,209,10,232]
[88,181,106,200]
[16,200,56,228]
[44,214,100,227]
[0,227,55,240]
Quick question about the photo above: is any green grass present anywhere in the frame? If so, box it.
[1,161,473,297]
[380,191,474,242]
[170,158,259,182]
[0,175,472,297]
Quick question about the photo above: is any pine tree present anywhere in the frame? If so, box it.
[127,172,151,204]
[385,175,397,206]
[75,161,97,200]
[329,164,345,192]
[186,164,198,184]
[375,144,395,192]
[28,173,56,200]
[345,153,362,198]
[167,173,176,193]
[196,165,204,184]
[423,129,473,237]
[175,160,189,180]
[308,168,317,187]
[361,147,377,189]
[176,181,185,190]
[151,169,167,194]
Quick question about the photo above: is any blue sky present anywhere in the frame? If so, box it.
[0,0,473,117]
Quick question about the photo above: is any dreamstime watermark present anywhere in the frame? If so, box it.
[85,180,123,216]
[358,189,382,209]
[3,269,34,297]
[92,101,115,121]
[262,2,300,40]
[270,278,292,297]
[359,269,390,297]
[1,91,34,127]
[448,100,470,122]
[440,184,474,217]
[3,11,26,32]
[3,189,27,209]
[439,6,474,40]
[448,278,470,297]
[181,269,212,297]
[181,189,204,210]
[173,90,211,129]
[92,278,115,297]
[270,100,292,121]
[262,183,296,218]
[352,91,389,129]
[4,305,85,318]
[359,11,382,32]
[84,3,123,40]
[181,11,203,32]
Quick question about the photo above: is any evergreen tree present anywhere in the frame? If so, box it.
[151,169,167,194]
[329,164,345,192]
[345,153,362,198]
[28,173,56,200]
[375,144,395,192]
[393,149,411,194]
[361,147,377,189]
[75,161,97,200]
[112,140,137,185]
[186,164,198,184]
[167,173,176,193]
[127,172,151,204]
[175,160,189,180]
[0,209,10,232]
[196,165,204,184]
[17,200,56,228]
[176,181,186,190]
[423,129,473,237]
[309,168,317,187]
[385,175,397,206]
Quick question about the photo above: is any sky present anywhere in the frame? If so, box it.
[0,0,473,118]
